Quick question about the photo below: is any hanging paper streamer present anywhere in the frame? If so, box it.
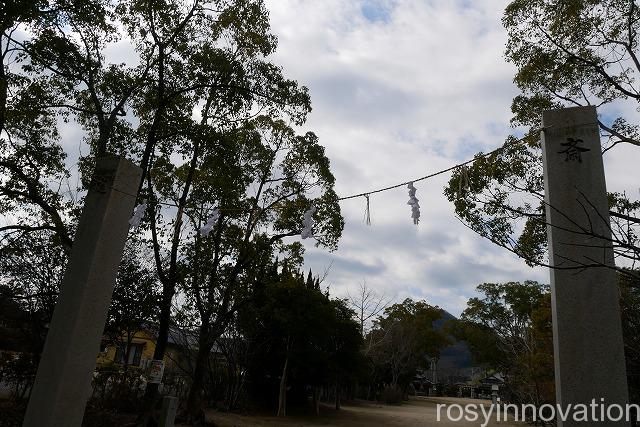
[407,182,420,225]
[364,194,371,226]
[457,165,471,198]
[129,202,147,228]
[200,208,220,237]
[301,206,316,239]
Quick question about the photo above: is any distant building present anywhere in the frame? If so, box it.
[97,324,224,371]
[457,371,505,399]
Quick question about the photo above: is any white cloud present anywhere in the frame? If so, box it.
[265,0,638,316]
[9,0,634,317]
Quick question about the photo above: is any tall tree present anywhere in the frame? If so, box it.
[123,4,316,406]
[367,299,449,395]
[445,0,640,276]
[452,281,554,406]
[1,4,344,424]
[348,281,391,337]
[0,233,66,400]
[166,116,343,418]
[1,1,329,418]
[238,266,361,416]
[1,0,160,250]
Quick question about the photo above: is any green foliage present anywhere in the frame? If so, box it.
[163,112,343,414]
[381,385,404,405]
[444,318,501,369]
[0,232,66,329]
[444,133,547,266]
[504,0,640,125]
[444,0,640,269]
[376,299,449,360]
[1,2,343,418]
[0,351,38,401]
[453,281,554,405]
[457,276,640,406]
[364,298,449,395]
[238,265,363,411]
[0,285,41,401]
[1,0,320,249]
[104,242,159,354]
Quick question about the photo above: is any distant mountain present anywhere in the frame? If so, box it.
[433,309,457,330]
[433,310,474,377]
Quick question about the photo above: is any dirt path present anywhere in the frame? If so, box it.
[206,396,526,427]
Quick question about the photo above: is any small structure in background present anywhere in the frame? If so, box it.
[455,371,505,400]
[429,358,438,397]
[491,384,499,405]
[94,324,226,397]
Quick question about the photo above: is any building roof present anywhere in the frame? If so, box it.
[142,322,221,353]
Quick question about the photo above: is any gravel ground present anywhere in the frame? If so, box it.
[206,396,526,427]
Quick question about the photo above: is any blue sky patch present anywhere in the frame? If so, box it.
[361,0,393,24]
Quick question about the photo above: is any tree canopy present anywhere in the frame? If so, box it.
[237,265,362,415]
[445,0,640,275]
[364,298,449,397]
[1,1,344,420]
[450,281,554,406]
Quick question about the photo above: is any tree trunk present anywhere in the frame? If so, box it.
[312,386,320,415]
[140,294,172,425]
[277,356,289,417]
[334,380,340,410]
[119,332,133,397]
[187,324,213,420]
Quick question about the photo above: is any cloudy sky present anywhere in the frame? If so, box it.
[262,0,640,315]
[15,0,635,317]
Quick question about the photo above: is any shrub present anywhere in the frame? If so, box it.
[381,385,403,405]
[0,352,37,401]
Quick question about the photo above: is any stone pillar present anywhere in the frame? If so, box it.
[23,156,142,427]
[541,106,629,426]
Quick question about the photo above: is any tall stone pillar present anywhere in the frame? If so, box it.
[542,106,629,426]
[23,156,142,427]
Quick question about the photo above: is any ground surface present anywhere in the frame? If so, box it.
[206,396,525,427]
[0,401,138,427]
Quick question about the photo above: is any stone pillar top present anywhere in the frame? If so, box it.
[90,155,141,195]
